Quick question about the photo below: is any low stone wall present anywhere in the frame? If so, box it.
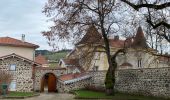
[57,77,92,93]
[90,68,170,98]
[115,68,170,98]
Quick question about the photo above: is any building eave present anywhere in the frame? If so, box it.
[0,53,41,66]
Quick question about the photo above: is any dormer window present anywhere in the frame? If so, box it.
[10,64,16,71]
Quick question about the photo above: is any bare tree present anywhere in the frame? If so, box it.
[0,70,12,93]
[42,0,170,95]
[121,0,170,42]
[43,0,126,95]
[0,70,12,84]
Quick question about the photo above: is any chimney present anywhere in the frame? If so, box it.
[114,35,119,40]
[21,34,25,42]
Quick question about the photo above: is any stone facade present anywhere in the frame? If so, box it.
[34,68,66,91]
[57,77,92,93]
[0,57,34,92]
[90,68,170,98]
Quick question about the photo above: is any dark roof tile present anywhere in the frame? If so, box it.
[131,26,149,49]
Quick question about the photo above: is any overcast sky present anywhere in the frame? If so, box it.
[0,0,70,50]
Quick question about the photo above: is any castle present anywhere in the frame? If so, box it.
[0,26,170,98]
[59,26,170,98]
[60,26,170,72]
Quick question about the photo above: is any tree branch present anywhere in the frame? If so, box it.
[121,0,170,10]
[146,19,170,29]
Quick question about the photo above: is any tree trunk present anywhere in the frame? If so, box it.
[105,49,125,95]
[105,60,117,95]
[105,64,114,95]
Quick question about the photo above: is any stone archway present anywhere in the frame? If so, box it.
[41,73,57,92]
[34,67,66,92]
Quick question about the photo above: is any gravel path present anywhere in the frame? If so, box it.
[3,93,76,100]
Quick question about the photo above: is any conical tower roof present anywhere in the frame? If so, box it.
[76,25,102,45]
[131,26,149,49]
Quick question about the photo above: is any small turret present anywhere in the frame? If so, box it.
[131,26,148,49]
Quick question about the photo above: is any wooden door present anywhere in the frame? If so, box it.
[48,74,56,92]
[41,76,45,92]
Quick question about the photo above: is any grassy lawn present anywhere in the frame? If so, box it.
[74,90,169,100]
[7,92,36,97]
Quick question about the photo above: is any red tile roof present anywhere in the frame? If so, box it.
[76,25,125,48]
[35,54,48,64]
[120,62,133,67]
[76,25,103,45]
[109,39,125,48]
[35,67,66,70]
[157,55,170,62]
[59,73,87,81]
[76,26,150,49]
[0,37,39,48]
[61,58,85,72]
[69,65,85,72]
[62,59,80,66]
[76,25,124,48]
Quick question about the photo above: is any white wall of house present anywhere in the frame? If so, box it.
[59,60,66,68]
[125,50,155,69]
[0,45,35,60]
[89,49,159,71]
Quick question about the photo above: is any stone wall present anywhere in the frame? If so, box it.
[115,68,170,98]
[0,57,34,92]
[57,77,92,93]
[90,68,170,98]
[89,71,106,89]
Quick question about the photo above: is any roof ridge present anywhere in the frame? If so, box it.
[0,37,39,48]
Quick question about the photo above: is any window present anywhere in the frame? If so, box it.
[10,64,16,71]
[93,66,99,71]
[9,80,16,91]
[137,58,142,68]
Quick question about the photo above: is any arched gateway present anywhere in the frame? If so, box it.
[34,67,66,92]
[41,73,56,92]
